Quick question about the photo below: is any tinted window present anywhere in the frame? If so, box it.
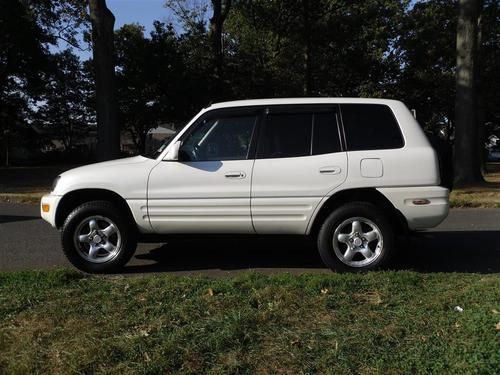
[341,104,404,151]
[312,112,342,155]
[179,115,257,161]
[258,113,312,158]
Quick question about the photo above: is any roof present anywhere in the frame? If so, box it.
[148,126,176,135]
[208,97,402,110]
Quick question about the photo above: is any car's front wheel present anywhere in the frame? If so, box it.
[317,202,394,272]
[61,201,137,273]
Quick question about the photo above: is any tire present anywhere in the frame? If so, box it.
[61,200,137,273]
[317,202,394,272]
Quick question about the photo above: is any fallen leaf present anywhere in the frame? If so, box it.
[492,309,500,315]
[144,352,151,362]
[207,288,214,297]
[495,322,500,330]
[321,288,329,294]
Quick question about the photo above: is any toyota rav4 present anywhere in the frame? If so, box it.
[41,98,449,273]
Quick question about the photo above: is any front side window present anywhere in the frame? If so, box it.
[179,114,257,161]
[341,104,404,151]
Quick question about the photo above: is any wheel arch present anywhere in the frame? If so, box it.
[308,188,408,237]
[55,189,135,229]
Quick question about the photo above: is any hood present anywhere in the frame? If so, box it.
[54,156,154,196]
[60,156,149,177]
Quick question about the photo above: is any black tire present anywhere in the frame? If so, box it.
[317,202,394,272]
[61,200,137,273]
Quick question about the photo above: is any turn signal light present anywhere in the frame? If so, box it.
[412,199,431,205]
[42,204,50,212]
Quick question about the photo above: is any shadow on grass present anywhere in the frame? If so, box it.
[123,231,500,274]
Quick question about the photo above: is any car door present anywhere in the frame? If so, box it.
[147,108,260,233]
[251,105,348,234]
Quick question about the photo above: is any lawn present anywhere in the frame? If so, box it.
[0,270,498,374]
[450,163,500,208]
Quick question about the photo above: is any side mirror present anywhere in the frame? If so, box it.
[163,140,181,161]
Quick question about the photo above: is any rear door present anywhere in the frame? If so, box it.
[250,105,348,234]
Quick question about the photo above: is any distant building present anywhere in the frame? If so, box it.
[146,125,177,155]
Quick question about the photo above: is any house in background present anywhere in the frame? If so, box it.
[145,125,177,155]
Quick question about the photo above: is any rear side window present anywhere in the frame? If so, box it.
[340,104,404,151]
[258,111,342,158]
[313,112,342,155]
[258,113,312,158]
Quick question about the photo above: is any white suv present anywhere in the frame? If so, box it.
[41,98,449,273]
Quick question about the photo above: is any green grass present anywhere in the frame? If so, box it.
[1,270,499,374]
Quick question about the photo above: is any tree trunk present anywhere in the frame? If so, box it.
[209,0,231,96]
[302,0,312,96]
[89,0,120,161]
[453,0,484,187]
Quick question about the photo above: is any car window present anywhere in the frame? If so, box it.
[258,110,342,159]
[179,115,257,161]
[258,113,312,158]
[312,112,342,155]
[340,104,404,151]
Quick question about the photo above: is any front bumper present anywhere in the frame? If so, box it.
[377,186,449,230]
[40,194,63,228]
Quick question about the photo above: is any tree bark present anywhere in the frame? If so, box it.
[210,0,231,96]
[302,0,312,96]
[89,0,120,161]
[453,0,484,187]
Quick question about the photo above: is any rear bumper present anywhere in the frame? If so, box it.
[40,194,62,228]
[377,186,449,230]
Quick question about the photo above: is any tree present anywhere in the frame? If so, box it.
[0,0,88,165]
[397,1,457,133]
[454,0,484,186]
[89,0,120,160]
[209,0,232,83]
[35,50,93,151]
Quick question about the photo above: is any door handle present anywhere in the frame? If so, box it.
[319,166,341,175]
[225,171,246,179]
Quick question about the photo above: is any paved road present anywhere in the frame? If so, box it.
[1,203,499,275]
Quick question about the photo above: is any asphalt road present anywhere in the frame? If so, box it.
[1,203,499,275]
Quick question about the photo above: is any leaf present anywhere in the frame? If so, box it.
[207,288,214,297]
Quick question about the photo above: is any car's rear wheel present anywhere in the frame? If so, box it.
[61,201,137,273]
[317,202,394,272]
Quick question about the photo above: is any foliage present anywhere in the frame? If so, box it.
[35,50,95,151]
[0,0,89,164]
[1,0,499,159]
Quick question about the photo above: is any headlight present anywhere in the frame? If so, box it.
[51,176,61,192]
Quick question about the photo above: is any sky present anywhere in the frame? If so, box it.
[107,0,172,32]
[69,0,174,60]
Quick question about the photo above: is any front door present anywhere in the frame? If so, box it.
[148,109,259,233]
[251,106,348,234]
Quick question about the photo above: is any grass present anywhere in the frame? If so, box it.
[450,164,500,208]
[0,192,47,204]
[1,270,499,374]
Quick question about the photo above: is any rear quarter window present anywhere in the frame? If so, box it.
[340,104,404,151]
